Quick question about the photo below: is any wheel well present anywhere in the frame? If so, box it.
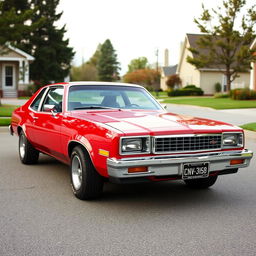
[17,126,22,135]
[68,141,90,158]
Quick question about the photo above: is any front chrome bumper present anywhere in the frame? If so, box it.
[107,149,253,179]
[9,125,13,136]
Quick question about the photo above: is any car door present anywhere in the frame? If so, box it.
[31,86,65,160]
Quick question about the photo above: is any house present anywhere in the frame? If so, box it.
[250,38,256,91]
[177,34,251,95]
[160,65,178,91]
[0,45,34,98]
[160,49,178,90]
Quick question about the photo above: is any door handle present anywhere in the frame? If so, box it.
[32,116,39,120]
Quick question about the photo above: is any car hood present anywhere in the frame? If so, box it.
[70,109,240,136]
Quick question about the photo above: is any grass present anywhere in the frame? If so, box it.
[0,118,11,126]
[151,91,168,99]
[162,97,256,109]
[0,104,18,117]
[18,96,30,99]
[240,123,256,132]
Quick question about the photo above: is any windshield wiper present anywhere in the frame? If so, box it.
[74,106,120,110]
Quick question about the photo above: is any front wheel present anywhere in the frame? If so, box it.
[184,175,218,189]
[70,146,104,200]
[19,131,39,164]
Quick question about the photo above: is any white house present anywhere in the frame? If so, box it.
[177,34,251,94]
[0,45,34,98]
[250,38,256,91]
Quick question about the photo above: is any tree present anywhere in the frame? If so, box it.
[166,74,181,90]
[123,69,160,87]
[0,0,44,104]
[71,45,102,81]
[0,0,44,53]
[86,44,101,66]
[27,0,75,85]
[71,63,98,81]
[128,57,149,73]
[2,0,75,86]
[97,39,120,81]
[187,0,256,92]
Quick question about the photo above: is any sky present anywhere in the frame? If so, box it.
[57,0,255,75]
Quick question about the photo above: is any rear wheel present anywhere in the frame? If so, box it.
[19,131,39,164]
[70,146,104,200]
[184,175,218,189]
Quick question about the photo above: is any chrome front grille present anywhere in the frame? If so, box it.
[153,134,222,153]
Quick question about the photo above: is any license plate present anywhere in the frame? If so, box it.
[182,162,209,180]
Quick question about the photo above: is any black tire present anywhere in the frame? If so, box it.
[184,175,218,189]
[70,146,104,200]
[19,131,39,164]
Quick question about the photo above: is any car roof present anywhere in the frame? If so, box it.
[47,81,143,88]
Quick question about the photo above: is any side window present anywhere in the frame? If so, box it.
[30,88,47,111]
[41,87,64,113]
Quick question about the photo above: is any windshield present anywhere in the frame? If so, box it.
[68,85,162,111]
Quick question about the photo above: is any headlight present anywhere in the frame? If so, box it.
[120,136,150,154]
[222,133,243,148]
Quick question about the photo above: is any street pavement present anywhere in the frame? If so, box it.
[166,104,255,126]
[0,132,256,256]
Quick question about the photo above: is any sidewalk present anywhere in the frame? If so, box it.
[1,98,28,106]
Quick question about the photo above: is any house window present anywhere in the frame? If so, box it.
[5,66,14,87]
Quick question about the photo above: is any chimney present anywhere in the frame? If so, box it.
[164,49,169,67]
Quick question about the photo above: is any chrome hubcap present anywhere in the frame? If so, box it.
[19,135,25,159]
[71,155,83,190]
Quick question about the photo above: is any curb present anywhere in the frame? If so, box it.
[244,130,256,140]
[0,126,9,133]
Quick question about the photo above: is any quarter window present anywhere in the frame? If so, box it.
[30,88,47,111]
[41,87,64,113]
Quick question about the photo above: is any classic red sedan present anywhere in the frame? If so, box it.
[10,82,253,200]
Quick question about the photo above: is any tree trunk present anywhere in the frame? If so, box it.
[226,74,231,92]
[226,67,231,92]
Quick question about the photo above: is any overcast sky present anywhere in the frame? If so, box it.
[57,0,255,75]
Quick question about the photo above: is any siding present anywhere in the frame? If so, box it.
[179,40,200,88]
[200,71,251,94]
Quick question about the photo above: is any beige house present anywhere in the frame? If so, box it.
[160,65,177,91]
[177,34,250,95]
[250,38,256,91]
[0,45,34,98]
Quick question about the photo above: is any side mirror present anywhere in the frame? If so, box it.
[43,104,55,112]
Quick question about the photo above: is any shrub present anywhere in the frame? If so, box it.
[166,74,181,89]
[214,82,222,93]
[230,88,256,100]
[167,85,204,97]
[123,69,160,86]
[214,93,229,98]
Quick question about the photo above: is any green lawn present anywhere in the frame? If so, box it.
[162,97,256,109]
[0,104,18,117]
[240,123,256,132]
[18,96,30,99]
[0,118,11,126]
[151,91,168,99]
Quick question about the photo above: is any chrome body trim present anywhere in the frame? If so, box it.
[9,125,13,136]
[107,149,253,179]
[152,133,223,154]
[119,135,151,155]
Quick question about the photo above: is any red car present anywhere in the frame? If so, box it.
[10,82,253,200]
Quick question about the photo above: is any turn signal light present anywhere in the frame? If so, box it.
[128,166,148,173]
[230,159,244,165]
